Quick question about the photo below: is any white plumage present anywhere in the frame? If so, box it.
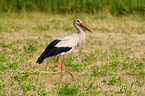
[56,33,83,47]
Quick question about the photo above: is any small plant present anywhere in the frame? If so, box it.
[108,77,121,85]
[58,82,79,95]
[23,44,37,53]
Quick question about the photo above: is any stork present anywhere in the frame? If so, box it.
[36,19,91,82]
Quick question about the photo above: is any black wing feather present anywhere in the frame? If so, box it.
[36,39,72,64]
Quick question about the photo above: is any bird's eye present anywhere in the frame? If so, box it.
[77,20,80,23]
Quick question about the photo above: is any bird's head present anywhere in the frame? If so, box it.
[74,19,91,32]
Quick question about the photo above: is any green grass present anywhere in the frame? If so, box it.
[0,0,145,15]
[0,13,145,95]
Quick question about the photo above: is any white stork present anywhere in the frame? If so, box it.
[36,19,91,82]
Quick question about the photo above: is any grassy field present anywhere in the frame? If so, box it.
[0,13,145,95]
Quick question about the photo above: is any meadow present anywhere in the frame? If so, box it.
[0,13,145,95]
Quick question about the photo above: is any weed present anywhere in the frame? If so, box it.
[58,82,79,95]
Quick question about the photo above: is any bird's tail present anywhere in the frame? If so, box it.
[36,51,46,64]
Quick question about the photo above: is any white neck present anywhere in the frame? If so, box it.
[73,23,85,34]
[73,22,86,47]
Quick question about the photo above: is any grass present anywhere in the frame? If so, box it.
[0,0,145,15]
[0,13,145,95]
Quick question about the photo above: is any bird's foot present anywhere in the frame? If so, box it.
[70,73,75,79]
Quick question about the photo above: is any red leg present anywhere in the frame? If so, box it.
[60,57,65,82]
[54,57,75,79]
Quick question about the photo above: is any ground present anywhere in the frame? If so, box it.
[0,13,145,95]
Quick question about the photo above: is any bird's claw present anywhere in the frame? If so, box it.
[70,73,75,79]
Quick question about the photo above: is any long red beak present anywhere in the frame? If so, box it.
[80,23,91,32]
